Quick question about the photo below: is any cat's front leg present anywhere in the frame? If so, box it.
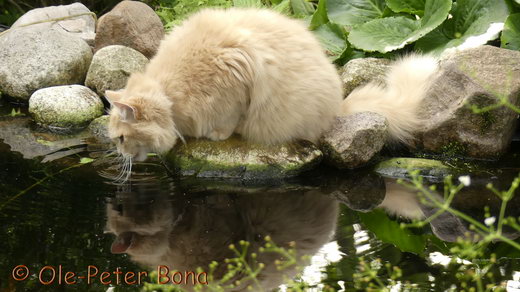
[207,127,235,141]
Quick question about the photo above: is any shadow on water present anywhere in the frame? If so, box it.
[0,110,519,291]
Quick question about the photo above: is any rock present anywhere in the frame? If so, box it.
[374,157,454,182]
[419,45,520,158]
[0,24,8,32]
[29,85,104,130]
[340,58,391,97]
[11,3,96,46]
[95,1,164,58]
[85,45,148,96]
[0,26,92,101]
[166,136,323,181]
[88,115,110,142]
[320,112,388,169]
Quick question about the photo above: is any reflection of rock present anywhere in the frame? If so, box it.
[95,1,164,58]
[329,172,386,212]
[166,136,322,180]
[11,3,96,46]
[105,182,338,291]
[0,26,92,101]
[418,46,520,158]
[0,117,87,161]
[375,157,454,182]
[340,57,391,97]
[85,45,148,97]
[29,85,104,130]
[320,112,387,169]
[379,178,520,242]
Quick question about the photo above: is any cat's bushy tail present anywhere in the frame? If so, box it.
[340,55,439,145]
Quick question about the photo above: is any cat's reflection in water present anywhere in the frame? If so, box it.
[105,185,338,291]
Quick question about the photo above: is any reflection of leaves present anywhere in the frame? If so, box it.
[416,0,510,55]
[79,157,94,164]
[358,209,426,254]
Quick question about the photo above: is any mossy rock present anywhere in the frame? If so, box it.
[165,136,323,181]
[29,85,104,131]
[375,157,456,181]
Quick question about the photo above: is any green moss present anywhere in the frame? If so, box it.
[478,111,496,134]
[440,141,468,158]
[165,136,322,180]
[375,157,455,180]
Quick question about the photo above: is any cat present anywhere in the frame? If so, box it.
[106,8,438,161]
[105,190,339,291]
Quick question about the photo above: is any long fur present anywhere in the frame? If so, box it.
[341,55,439,144]
[107,8,342,160]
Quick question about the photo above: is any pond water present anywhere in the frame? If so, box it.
[1,100,519,291]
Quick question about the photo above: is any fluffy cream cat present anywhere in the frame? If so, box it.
[106,8,438,161]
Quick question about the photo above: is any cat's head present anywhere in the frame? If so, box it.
[105,194,175,265]
[106,74,180,161]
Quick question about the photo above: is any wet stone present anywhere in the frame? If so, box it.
[165,136,323,181]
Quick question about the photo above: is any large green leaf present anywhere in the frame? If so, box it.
[233,0,263,7]
[327,0,387,26]
[290,0,315,17]
[386,0,425,15]
[310,0,329,29]
[358,209,426,254]
[501,13,520,50]
[416,0,510,55]
[348,0,451,52]
[312,22,348,61]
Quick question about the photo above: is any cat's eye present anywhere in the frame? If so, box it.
[119,135,125,143]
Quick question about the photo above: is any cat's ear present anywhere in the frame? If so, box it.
[113,101,137,123]
[105,90,124,104]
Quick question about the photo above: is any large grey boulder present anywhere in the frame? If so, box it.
[418,46,520,158]
[320,112,388,169]
[11,3,96,46]
[85,45,148,96]
[95,1,164,58]
[340,58,391,97]
[166,136,323,180]
[0,26,92,101]
[29,85,104,131]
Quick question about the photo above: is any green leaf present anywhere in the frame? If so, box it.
[273,0,292,15]
[79,157,94,164]
[348,0,451,53]
[233,0,263,7]
[501,13,520,50]
[385,0,425,15]
[358,209,426,254]
[290,0,315,17]
[416,0,510,55]
[310,0,329,29]
[327,0,386,26]
[312,22,348,61]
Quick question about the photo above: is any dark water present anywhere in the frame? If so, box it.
[1,104,520,291]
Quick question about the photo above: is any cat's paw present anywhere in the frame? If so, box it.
[207,129,232,141]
